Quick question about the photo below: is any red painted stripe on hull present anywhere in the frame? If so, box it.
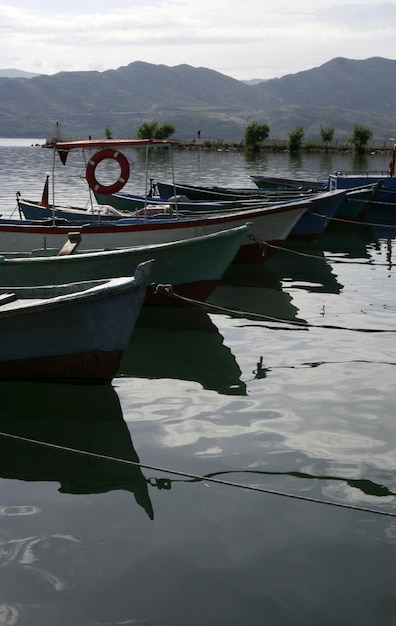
[0,350,124,384]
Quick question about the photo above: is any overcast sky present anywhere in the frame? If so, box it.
[1,0,396,80]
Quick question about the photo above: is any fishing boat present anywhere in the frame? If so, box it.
[7,138,311,263]
[18,193,250,221]
[326,144,396,211]
[0,261,153,384]
[149,179,371,228]
[155,180,268,201]
[154,180,309,201]
[250,174,375,220]
[91,186,343,235]
[250,174,327,191]
[334,185,376,220]
[144,179,296,202]
[95,183,372,225]
[1,199,309,263]
[328,171,396,208]
[0,224,251,304]
[251,172,381,217]
[285,189,346,237]
[173,189,347,239]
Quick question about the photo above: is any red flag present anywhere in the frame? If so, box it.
[40,175,49,207]
[389,145,396,177]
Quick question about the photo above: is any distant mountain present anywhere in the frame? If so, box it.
[242,79,268,85]
[0,68,42,79]
[0,57,395,140]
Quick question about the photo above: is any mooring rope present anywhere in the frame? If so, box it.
[265,240,391,266]
[311,212,370,228]
[0,430,394,519]
[154,285,396,333]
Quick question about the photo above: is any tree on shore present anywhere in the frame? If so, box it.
[350,124,372,154]
[136,121,175,140]
[320,125,334,151]
[244,122,270,151]
[288,125,304,152]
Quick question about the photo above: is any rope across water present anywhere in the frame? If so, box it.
[0,431,395,519]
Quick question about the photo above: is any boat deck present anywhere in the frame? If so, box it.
[0,292,50,311]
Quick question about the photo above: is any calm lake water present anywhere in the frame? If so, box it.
[1,140,396,625]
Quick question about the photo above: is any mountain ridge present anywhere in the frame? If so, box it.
[0,57,395,140]
[0,68,42,79]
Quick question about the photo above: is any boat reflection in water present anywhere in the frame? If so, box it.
[206,262,307,324]
[318,221,377,259]
[0,382,153,519]
[118,305,246,395]
[266,241,343,295]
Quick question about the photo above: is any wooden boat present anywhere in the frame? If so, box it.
[172,188,347,239]
[77,186,344,239]
[8,138,311,263]
[151,180,365,231]
[250,174,327,191]
[0,381,153,517]
[334,185,376,220]
[18,194,251,221]
[95,184,372,225]
[328,171,396,209]
[250,174,375,220]
[154,180,335,202]
[0,224,251,303]
[93,183,346,239]
[1,199,309,263]
[92,184,329,211]
[286,189,346,237]
[93,178,324,214]
[0,261,153,383]
[16,188,338,245]
[155,180,273,201]
[326,144,396,211]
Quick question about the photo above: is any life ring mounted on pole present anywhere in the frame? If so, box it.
[85,148,130,194]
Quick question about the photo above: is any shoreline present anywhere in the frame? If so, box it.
[172,138,395,154]
[0,137,393,155]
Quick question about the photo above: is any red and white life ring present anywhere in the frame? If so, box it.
[85,148,130,194]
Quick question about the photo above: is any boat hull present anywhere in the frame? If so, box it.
[335,187,375,219]
[153,183,344,239]
[251,174,326,191]
[0,225,251,307]
[155,181,269,202]
[0,267,151,383]
[328,174,396,208]
[289,190,346,238]
[93,191,241,212]
[0,201,310,263]
[0,349,124,384]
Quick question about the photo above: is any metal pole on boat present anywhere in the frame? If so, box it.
[51,148,56,225]
[170,144,178,217]
[143,143,149,222]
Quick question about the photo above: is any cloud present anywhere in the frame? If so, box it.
[0,0,395,79]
